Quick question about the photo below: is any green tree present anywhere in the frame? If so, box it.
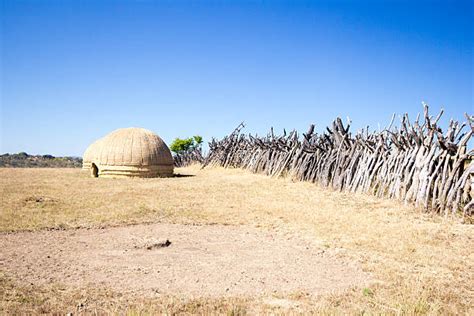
[170,136,203,154]
[193,135,203,145]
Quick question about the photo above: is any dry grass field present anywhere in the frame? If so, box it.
[1,166,473,314]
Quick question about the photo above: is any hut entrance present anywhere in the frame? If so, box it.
[91,163,99,178]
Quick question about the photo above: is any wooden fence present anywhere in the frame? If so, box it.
[203,106,474,216]
[173,148,204,167]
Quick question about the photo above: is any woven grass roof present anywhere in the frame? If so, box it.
[83,128,173,167]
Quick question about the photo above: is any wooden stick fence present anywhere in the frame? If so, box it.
[203,106,474,216]
[173,148,204,167]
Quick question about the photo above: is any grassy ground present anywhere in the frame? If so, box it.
[1,166,473,314]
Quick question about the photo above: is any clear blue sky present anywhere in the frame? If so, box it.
[1,0,472,156]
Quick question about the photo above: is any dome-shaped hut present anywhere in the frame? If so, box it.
[82,128,174,178]
[82,137,104,171]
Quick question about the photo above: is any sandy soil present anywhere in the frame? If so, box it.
[0,223,369,298]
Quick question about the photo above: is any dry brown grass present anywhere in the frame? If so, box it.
[1,166,473,314]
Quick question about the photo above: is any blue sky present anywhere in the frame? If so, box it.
[1,0,472,156]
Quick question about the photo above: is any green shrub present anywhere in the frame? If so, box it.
[170,136,203,154]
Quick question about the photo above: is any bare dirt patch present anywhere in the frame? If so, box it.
[0,223,368,298]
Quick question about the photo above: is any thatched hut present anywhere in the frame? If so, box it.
[82,127,174,178]
[82,137,104,171]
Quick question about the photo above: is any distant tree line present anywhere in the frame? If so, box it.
[0,152,82,168]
